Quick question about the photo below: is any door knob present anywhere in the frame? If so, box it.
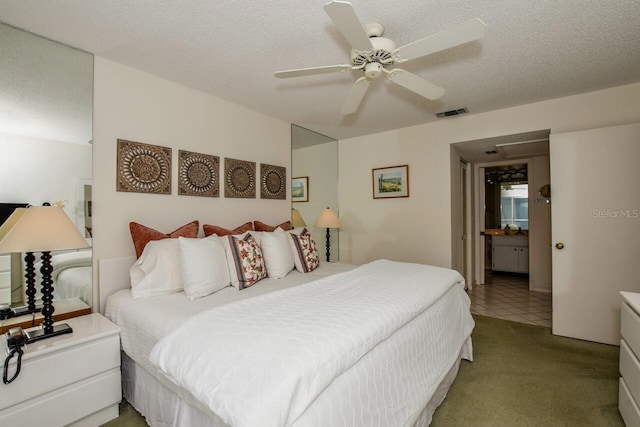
[555,242,565,250]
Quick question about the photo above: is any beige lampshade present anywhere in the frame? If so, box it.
[0,206,90,253]
[0,207,27,243]
[314,207,341,229]
[291,208,306,227]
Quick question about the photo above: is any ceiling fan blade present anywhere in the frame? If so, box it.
[387,69,445,100]
[275,64,353,78]
[323,1,374,52]
[340,77,370,115]
[395,19,486,62]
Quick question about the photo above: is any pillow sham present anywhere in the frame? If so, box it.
[224,233,266,290]
[130,220,199,258]
[260,227,295,279]
[253,220,292,232]
[289,228,320,273]
[178,236,230,300]
[203,221,253,237]
[130,238,183,299]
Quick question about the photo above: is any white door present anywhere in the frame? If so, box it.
[551,122,640,345]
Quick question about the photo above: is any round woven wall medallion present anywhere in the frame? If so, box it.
[260,164,286,199]
[225,158,256,198]
[179,150,219,197]
[117,139,171,194]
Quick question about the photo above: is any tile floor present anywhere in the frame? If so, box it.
[467,270,552,328]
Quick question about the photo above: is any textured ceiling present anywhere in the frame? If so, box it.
[0,0,639,141]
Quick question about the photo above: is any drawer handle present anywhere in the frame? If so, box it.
[555,242,565,250]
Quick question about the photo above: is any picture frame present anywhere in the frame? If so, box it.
[291,176,309,202]
[372,165,409,199]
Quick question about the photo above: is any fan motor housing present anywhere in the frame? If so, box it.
[351,37,397,73]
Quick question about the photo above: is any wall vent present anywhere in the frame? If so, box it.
[436,108,468,118]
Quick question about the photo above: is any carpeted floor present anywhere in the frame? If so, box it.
[431,315,623,426]
[103,315,623,426]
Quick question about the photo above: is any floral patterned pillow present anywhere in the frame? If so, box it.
[225,234,266,290]
[289,228,320,273]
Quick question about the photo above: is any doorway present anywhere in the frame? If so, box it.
[451,130,552,327]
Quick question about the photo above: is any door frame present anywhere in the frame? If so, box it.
[472,158,534,289]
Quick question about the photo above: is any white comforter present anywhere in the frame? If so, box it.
[149,259,473,427]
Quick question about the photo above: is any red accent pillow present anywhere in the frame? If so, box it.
[129,220,199,258]
[203,221,254,237]
[253,220,292,232]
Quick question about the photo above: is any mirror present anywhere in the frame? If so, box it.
[0,23,93,312]
[484,164,528,232]
[291,125,339,262]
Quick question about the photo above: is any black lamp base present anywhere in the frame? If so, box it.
[26,323,73,344]
[12,304,43,317]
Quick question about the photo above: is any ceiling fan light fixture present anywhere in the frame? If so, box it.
[275,1,486,115]
[365,62,383,78]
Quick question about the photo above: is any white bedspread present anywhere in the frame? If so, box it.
[149,259,472,427]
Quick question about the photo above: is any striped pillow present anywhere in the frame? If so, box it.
[289,228,319,273]
[225,233,266,289]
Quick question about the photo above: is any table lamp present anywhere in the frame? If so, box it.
[291,208,306,228]
[0,206,90,342]
[0,207,41,316]
[314,207,341,263]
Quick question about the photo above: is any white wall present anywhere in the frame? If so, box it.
[292,141,339,262]
[528,155,551,292]
[0,132,92,221]
[92,57,291,303]
[338,82,640,268]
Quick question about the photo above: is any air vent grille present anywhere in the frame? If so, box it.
[436,108,469,118]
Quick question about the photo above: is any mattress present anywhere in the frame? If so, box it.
[106,262,354,374]
[54,266,92,306]
[105,260,473,426]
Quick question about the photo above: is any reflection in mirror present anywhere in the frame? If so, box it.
[484,164,528,232]
[291,125,339,262]
[0,22,93,316]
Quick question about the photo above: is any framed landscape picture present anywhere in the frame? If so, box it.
[291,176,309,202]
[372,165,409,199]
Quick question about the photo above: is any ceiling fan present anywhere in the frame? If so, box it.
[275,0,486,115]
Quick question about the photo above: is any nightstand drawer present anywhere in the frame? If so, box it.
[0,368,121,426]
[0,333,120,409]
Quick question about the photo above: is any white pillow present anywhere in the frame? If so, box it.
[130,238,183,299]
[260,228,295,279]
[178,236,231,300]
[248,230,263,246]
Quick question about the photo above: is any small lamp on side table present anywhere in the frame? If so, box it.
[291,208,306,228]
[0,207,40,316]
[314,207,341,263]
[0,206,90,342]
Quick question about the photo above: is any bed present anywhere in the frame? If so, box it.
[101,228,474,427]
[51,250,93,305]
[31,249,93,306]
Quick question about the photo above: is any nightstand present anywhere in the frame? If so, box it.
[0,313,122,426]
